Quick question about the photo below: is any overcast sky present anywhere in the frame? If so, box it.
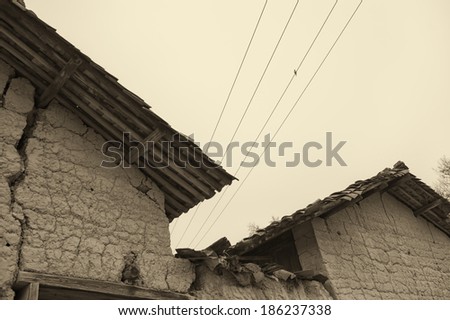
[26,0,450,250]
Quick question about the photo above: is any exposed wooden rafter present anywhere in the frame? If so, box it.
[0,0,236,219]
[37,56,82,107]
[414,199,443,217]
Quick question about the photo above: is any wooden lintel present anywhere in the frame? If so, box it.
[37,56,83,107]
[16,271,191,300]
[414,199,443,217]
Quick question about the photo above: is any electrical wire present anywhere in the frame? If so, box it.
[170,217,179,234]
[175,205,200,248]
[208,0,269,144]
[186,0,301,248]
[171,1,269,243]
[234,0,338,178]
[220,0,301,163]
[187,0,339,248]
[193,0,364,249]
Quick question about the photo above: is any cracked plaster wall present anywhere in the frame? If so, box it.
[0,59,194,299]
[311,192,450,299]
[0,60,26,300]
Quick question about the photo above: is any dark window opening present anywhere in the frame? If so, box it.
[244,229,301,273]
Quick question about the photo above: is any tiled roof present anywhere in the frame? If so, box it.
[0,0,236,220]
[228,161,450,255]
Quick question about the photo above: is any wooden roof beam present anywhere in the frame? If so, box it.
[0,50,47,91]
[388,187,423,209]
[167,138,235,190]
[414,199,443,217]
[59,87,205,207]
[37,56,82,107]
[129,129,164,164]
[59,89,202,205]
[0,1,235,218]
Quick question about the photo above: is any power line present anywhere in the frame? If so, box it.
[194,0,364,249]
[234,0,339,177]
[209,0,269,144]
[187,0,339,248]
[171,1,268,243]
[186,0,301,248]
[220,0,300,163]
[169,215,179,233]
[187,183,230,247]
[175,205,199,248]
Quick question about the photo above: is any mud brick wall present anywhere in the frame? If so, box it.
[191,265,332,300]
[292,221,327,275]
[0,60,27,299]
[0,59,194,299]
[311,192,450,299]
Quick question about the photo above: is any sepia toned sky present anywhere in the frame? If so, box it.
[26,0,450,250]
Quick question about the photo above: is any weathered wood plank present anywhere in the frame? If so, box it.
[16,282,40,300]
[0,21,61,70]
[81,65,155,115]
[11,0,27,11]
[0,3,74,61]
[165,135,233,189]
[54,91,200,208]
[140,166,197,207]
[165,203,183,221]
[38,56,83,107]
[388,186,423,210]
[62,102,200,207]
[129,129,163,164]
[156,138,224,191]
[0,0,235,219]
[72,71,150,128]
[144,148,210,200]
[63,80,143,138]
[16,271,191,300]
[0,38,54,83]
[414,199,443,217]
[0,51,47,91]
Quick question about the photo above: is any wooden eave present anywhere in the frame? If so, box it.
[0,0,236,220]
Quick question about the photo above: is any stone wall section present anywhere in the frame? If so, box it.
[312,192,450,299]
[0,59,194,299]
